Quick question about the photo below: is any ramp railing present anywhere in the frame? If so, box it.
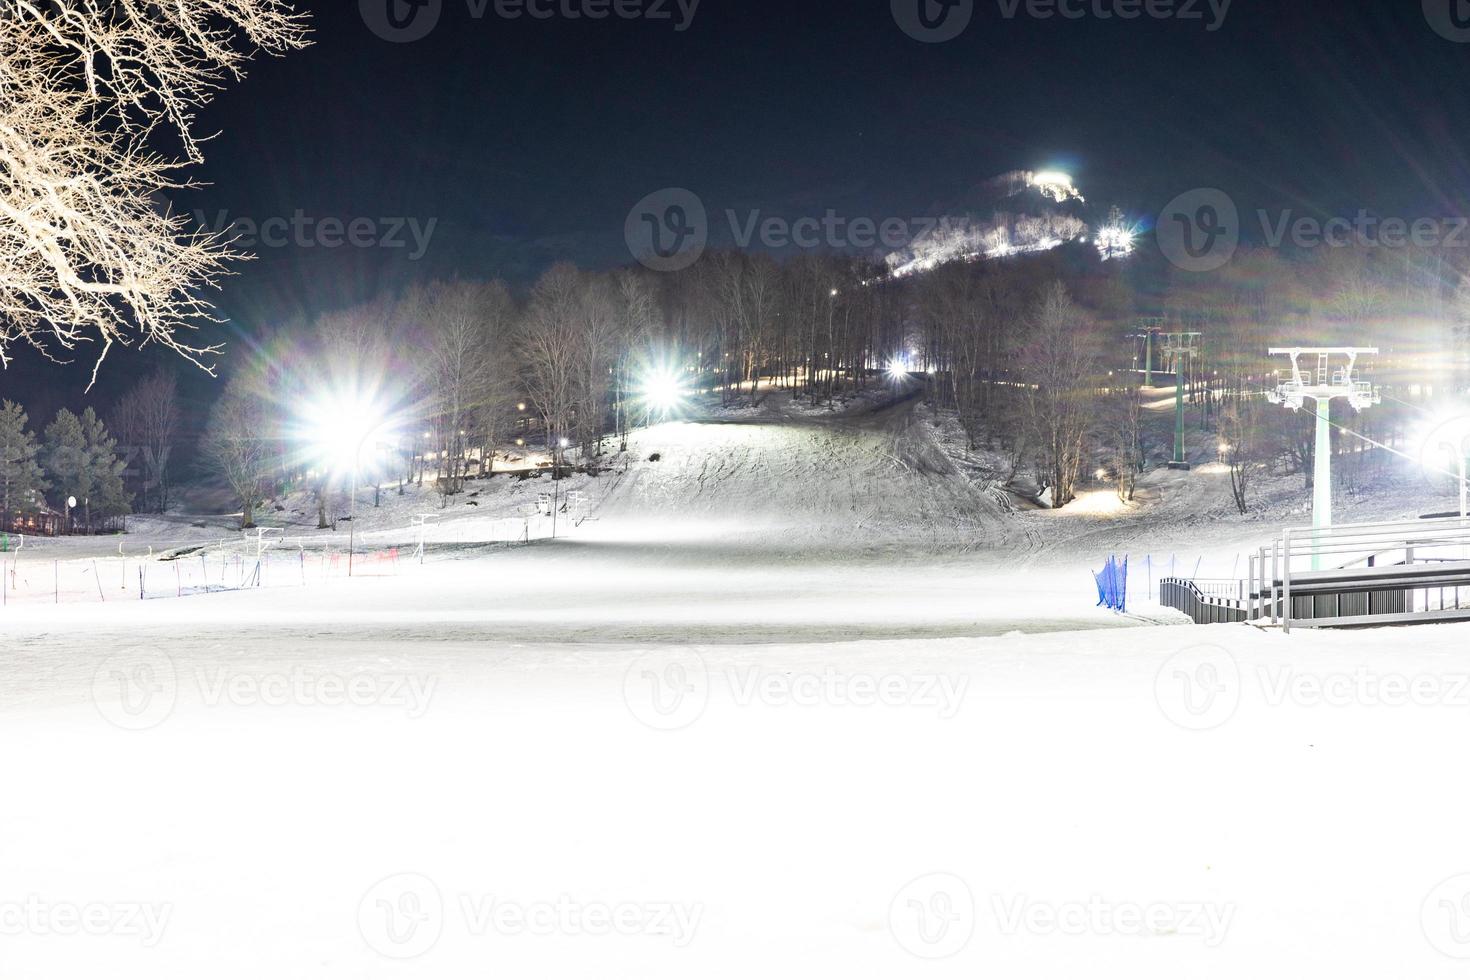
[1162,516,1470,631]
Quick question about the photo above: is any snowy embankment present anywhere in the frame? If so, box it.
[3,385,1469,979]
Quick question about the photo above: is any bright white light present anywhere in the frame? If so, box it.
[1418,415,1470,473]
[1095,222,1136,260]
[984,237,1064,260]
[1062,489,1129,515]
[639,366,688,417]
[303,391,389,475]
[886,356,911,382]
[1028,171,1085,203]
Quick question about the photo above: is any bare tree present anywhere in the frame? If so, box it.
[0,0,310,384]
[406,280,515,499]
[110,368,180,513]
[1219,399,1270,515]
[706,252,780,405]
[1023,282,1098,509]
[1101,383,1142,503]
[521,264,585,471]
[611,269,663,449]
[204,371,273,529]
[573,274,624,455]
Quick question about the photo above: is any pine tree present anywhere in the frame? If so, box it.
[0,401,47,529]
[81,407,131,530]
[43,409,92,533]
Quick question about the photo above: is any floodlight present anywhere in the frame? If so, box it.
[639,366,688,417]
[294,387,394,579]
[304,391,389,475]
[1094,222,1136,259]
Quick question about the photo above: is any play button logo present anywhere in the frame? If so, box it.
[892,0,973,43]
[361,0,442,43]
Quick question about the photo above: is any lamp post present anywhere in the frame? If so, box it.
[552,436,569,539]
[347,434,364,577]
[344,433,390,578]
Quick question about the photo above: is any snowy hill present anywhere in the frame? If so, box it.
[883,169,1113,277]
[585,391,1021,560]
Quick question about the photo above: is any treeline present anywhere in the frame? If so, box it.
[904,238,1469,510]
[202,254,906,527]
[0,401,130,533]
[180,233,1470,524]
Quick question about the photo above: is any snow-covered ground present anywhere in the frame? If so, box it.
[3,389,1468,978]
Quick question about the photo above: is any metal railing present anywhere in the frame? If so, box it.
[1256,516,1470,631]
[1160,516,1470,631]
[1159,577,1252,624]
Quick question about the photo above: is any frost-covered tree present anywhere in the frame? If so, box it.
[0,401,47,527]
[0,0,309,384]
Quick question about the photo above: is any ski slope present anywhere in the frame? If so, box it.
[586,392,1024,558]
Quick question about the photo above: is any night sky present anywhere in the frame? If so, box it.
[7,0,1470,414]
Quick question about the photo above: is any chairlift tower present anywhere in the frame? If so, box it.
[1127,318,1166,386]
[1266,347,1380,568]
[1162,332,1202,470]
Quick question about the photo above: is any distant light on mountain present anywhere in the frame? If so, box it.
[1093,205,1137,260]
[884,169,1128,278]
[1026,170,1086,204]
